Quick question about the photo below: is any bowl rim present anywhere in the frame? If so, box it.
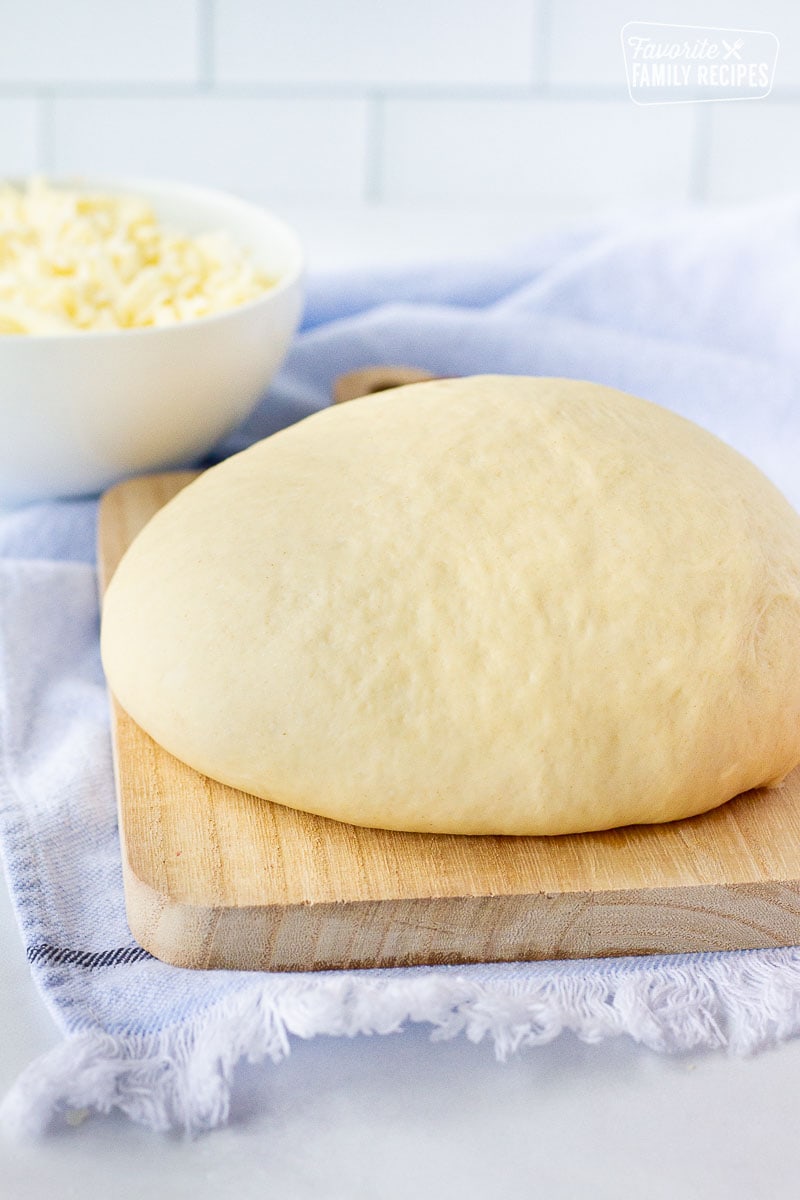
[0,174,305,343]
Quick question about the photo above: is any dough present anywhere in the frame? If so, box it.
[101,376,800,835]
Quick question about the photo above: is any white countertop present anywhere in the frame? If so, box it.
[2,206,799,1199]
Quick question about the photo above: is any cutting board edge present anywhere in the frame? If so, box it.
[120,854,800,972]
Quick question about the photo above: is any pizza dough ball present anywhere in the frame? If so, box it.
[101,376,800,835]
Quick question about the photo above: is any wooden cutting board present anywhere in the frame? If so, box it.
[98,421,800,973]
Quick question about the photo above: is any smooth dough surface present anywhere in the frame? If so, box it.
[101,376,800,835]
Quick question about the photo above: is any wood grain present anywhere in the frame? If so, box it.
[332,366,438,405]
[98,471,800,971]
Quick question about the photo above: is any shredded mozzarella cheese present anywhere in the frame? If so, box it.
[0,179,276,334]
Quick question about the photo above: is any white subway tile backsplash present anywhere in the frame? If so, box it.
[0,100,39,175]
[707,102,800,202]
[0,0,796,215]
[0,0,199,85]
[51,97,368,202]
[549,0,800,89]
[214,0,540,87]
[548,0,630,89]
[381,98,694,207]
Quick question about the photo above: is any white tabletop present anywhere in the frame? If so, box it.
[2,206,799,1199]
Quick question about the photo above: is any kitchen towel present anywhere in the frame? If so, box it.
[1,199,800,1136]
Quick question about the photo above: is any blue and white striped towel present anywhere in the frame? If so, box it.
[2,199,800,1136]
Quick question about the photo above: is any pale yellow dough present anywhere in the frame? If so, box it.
[101,376,800,835]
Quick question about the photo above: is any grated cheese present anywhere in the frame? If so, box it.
[0,179,276,335]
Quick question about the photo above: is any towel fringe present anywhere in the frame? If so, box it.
[3,948,800,1137]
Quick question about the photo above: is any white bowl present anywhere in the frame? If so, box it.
[0,177,304,505]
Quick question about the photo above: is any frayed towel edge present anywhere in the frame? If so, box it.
[4,950,800,1137]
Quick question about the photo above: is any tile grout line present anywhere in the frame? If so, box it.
[689,102,713,203]
[0,82,661,102]
[2,81,800,102]
[197,0,215,91]
[534,0,553,88]
[35,90,55,174]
